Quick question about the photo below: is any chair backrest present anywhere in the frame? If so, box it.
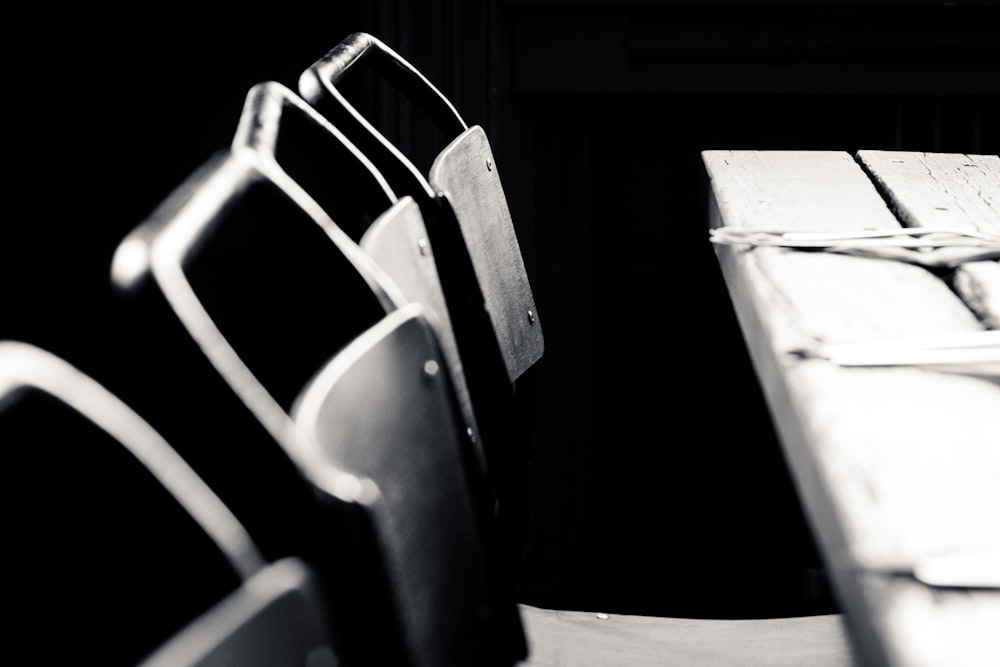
[110,145,421,665]
[292,303,521,666]
[0,341,338,667]
[111,139,526,665]
[230,83,528,659]
[230,80,489,483]
[298,31,544,392]
[298,35,544,586]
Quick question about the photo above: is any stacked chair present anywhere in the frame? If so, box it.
[5,31,861,666]
[298,33,547,583]
[109,78,523,666]
[1,341,337,666]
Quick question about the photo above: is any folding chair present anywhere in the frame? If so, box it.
[110,134,526,665]
[293,33,862,667]
[109,136,857,664]
[292,302,521,666]
[0,341,337,667]
[298,30,543,396]
[229,79,489,486]
[282,295,861,667]
[243,75,529,639]
[104,39,858,664]
[226,77,534,614]
[299,31,544,585]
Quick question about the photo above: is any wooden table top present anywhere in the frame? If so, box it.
[702,150,1000,667]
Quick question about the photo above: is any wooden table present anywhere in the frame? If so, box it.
[702,150,1000,667]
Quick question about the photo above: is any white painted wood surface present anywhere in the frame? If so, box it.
[856,151,1000,329]
[703,150,1000,667]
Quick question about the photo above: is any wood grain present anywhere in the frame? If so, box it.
[856,151,1000,330]
[430,126,544,384]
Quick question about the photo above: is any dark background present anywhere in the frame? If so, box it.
[7,0,998,621]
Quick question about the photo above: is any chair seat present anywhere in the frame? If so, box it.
[518,605,859,667]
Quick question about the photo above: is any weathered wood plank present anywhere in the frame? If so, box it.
[954,261,1000,330]
[703,150,1000,667]
[430,127,544,384]
[856,151,1000,329]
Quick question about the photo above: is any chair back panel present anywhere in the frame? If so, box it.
[429,126,544,383]
[361,197,488,474]
[232,80,489,489]
[299,34,543,633]
[292,305,520,666]
[299,32,538,389]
